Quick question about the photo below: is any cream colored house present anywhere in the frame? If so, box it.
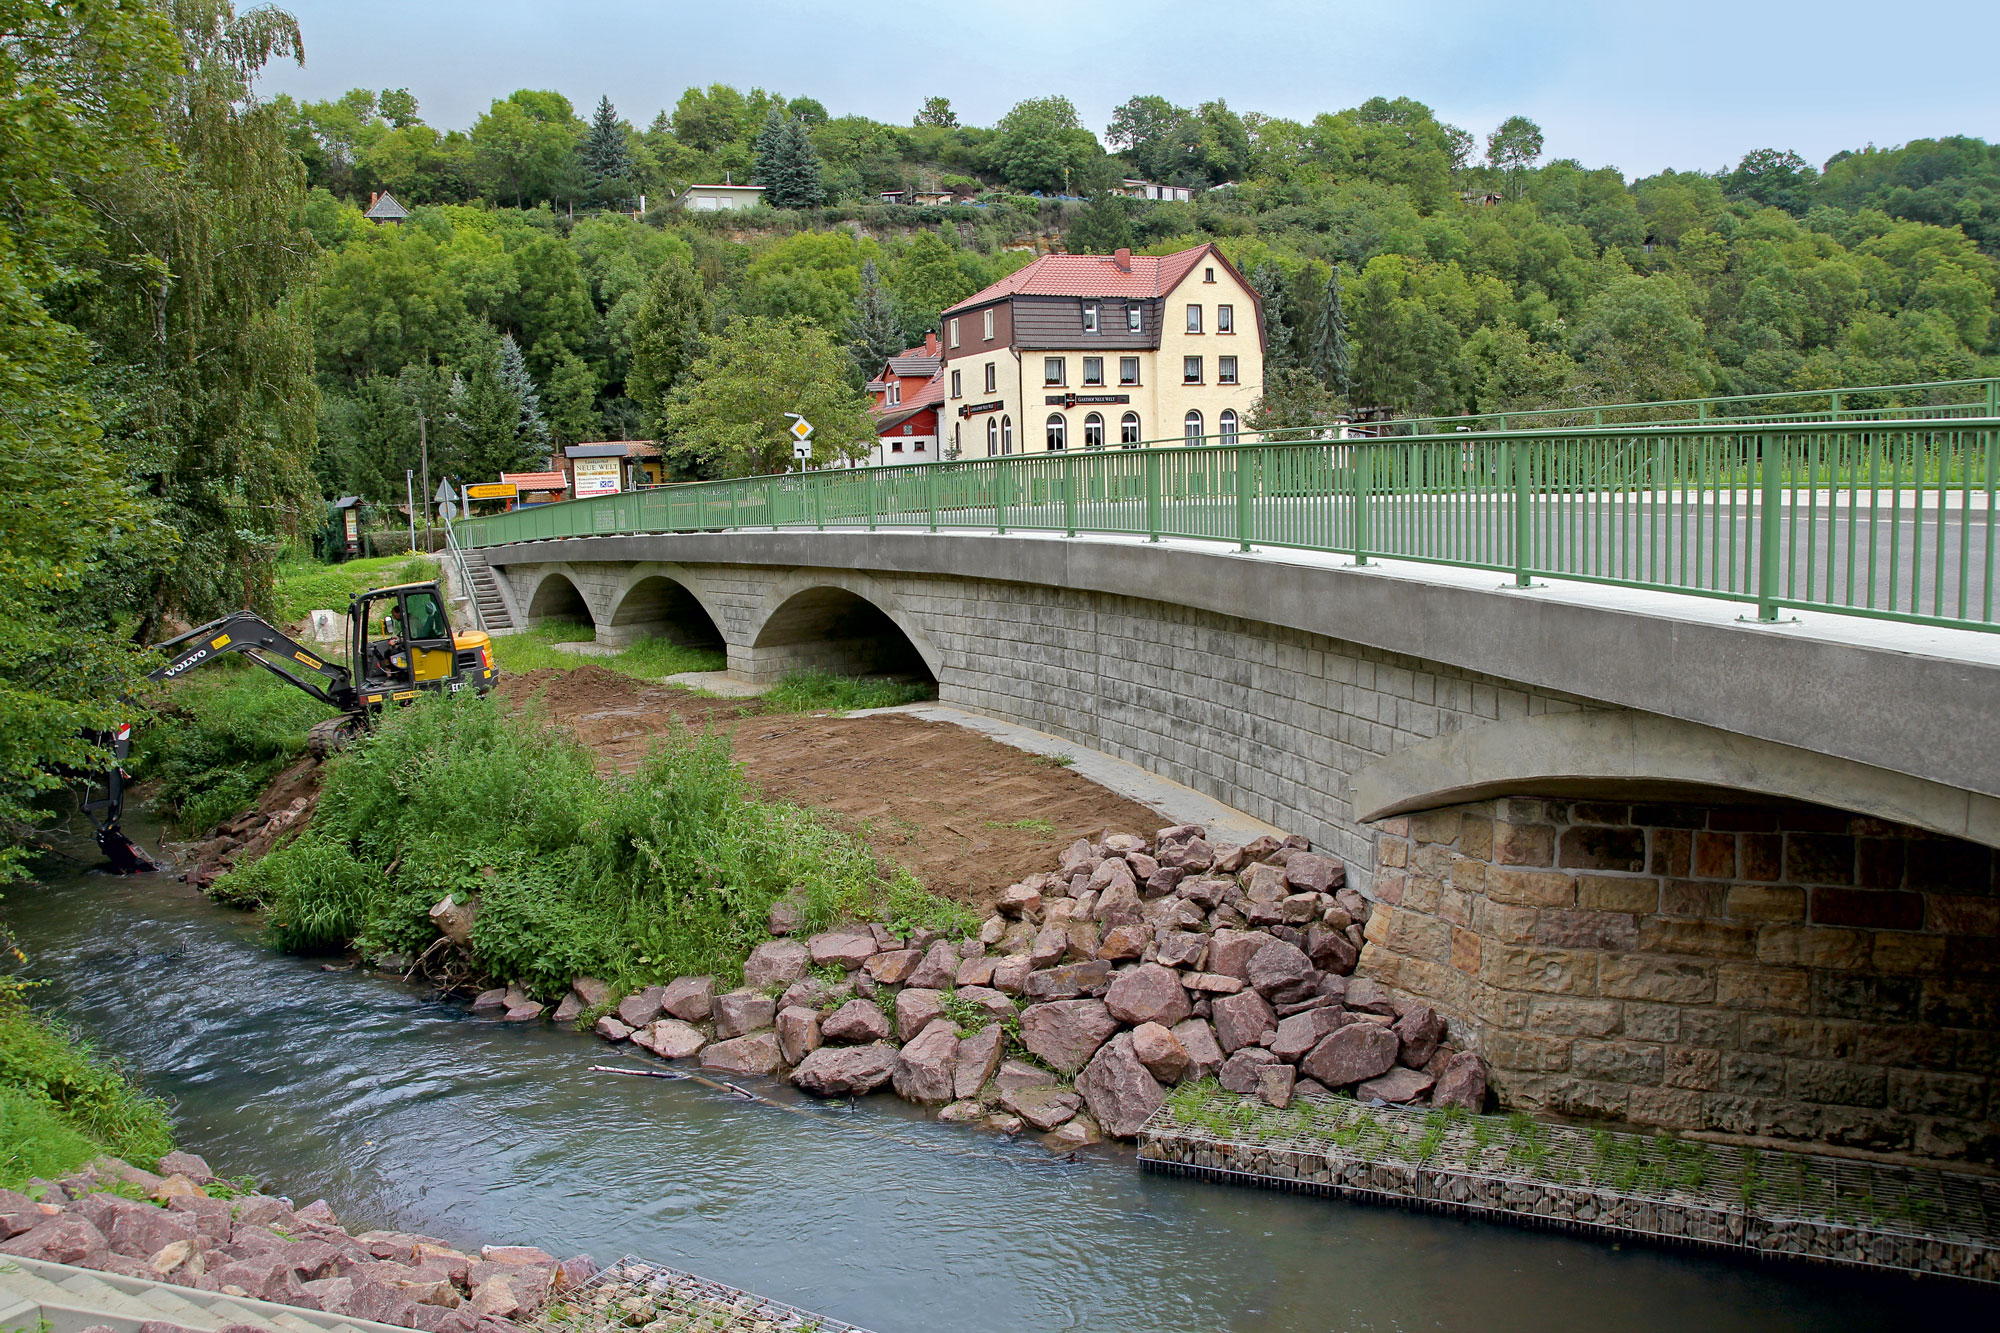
[936,243,1263,459]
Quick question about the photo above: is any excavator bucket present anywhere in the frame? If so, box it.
[95,828,157,875]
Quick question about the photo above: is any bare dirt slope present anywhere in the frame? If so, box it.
[495,666,1166,909]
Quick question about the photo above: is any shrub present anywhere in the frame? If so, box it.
[0,982,174,1184]
[761,668,934,713]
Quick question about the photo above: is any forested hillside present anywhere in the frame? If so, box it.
[291,84,2000,500]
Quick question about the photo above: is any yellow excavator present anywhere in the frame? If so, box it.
[86,580,498,872]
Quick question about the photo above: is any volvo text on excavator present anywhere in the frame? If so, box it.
[85,580,498,873]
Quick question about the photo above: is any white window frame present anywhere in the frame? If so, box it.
[1046,413,1066,451]
[1044,357,1065,387]
[1183,355,1202,384]
[887,382,900,405]
[1001,415,1013,454]
[1083,412,1104,448]
[948,318,960,348]
[984,362,996,393]
[1119,356,1140,385]
[1218,355,1238,385]
[950,368,961,398]
[1218,304,1234,333]
[1186,305,1202,334]
[1220,409,1238,444]
[1184,410,1204,443]
[1127,305,1142,333]
[1082,301,1099,334]
[986,417,997,456]
[1120,411,1141,446]
[1082,356,1103,386]
[982,309,995,340]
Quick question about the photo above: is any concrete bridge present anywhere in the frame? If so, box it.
[471,527,2000,1163]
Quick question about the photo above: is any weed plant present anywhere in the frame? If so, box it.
[0,981,174,1186]
[213,693,974,994]
[761,668,935,713]
[487,622,726,680]
[134,661,334,834]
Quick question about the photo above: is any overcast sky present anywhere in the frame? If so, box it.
[255,0,1997,178]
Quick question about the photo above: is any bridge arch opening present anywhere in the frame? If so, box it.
[525,572,592,629]
[602,575,724,651]
[749,586,936,688]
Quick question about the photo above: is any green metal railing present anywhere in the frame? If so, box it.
[457,417,2000,634]
[1382,376,2000,436]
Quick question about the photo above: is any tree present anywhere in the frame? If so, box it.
[740,230,861,330]
[545,350,602,446]
[994,96,1097,194]
[1567,275,1715,404]
[1486,115,1545,200]
[1066,194,1134,255]
[1247,367,1345,439]
[1250,263,1296,368]
[1107,95,1190,181]
[450,332,549,479]
[849,260,904,376]
[754,111,827,210]
[887,230,978,338]
[471,90,582,206]
[1307,268,1354,396]
[661,316,877,476]
[498,332,551,452]
[627,254,711,435]
[1724,148,1817,216]
[378,87,420,128]
[580,95,635,205]
[914,96,957,129]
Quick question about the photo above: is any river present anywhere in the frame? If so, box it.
[14,833,1995,1332]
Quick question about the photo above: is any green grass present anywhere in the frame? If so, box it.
[269,552,439,625]
[486,622,726,681]
[0,983,174,1188]
[212,692,975,993]
[760,668,936,713]
[133,662,335,834]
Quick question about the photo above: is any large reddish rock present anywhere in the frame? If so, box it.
[1269,1006,1346,1062]
[791,1044,899,1096]
[891,1024,959,1105]
[1245,939,1317,1003]
[615,986,665,1028]
[209,1251,318,1305]
[808,930,878,970]
[1000,1085,1081,1131]
[1301,1022,1400,1088]
[660,975,714,1022]
[1170,1018,1226,1080]
[1219,1047,1279,1094]
[1158,837,1213,872]
[1154,929,1208,969]
[1432,1051,1489,1112]
[1394,1004,1448,1068]
[863,948,922,984]
[1129,1021,1191,1084]
[0,1216,107,1265]
[905,940,961,990]
[742,939,809,990]
[951,985,1017,1024]
[85,1195,196,1260]
[1305,924,1360,976]
[1022,959,1112,1000]
[776,1006,822,1065]
[1207,929,1269,980]
[1019,999,1119,1074]
[1104,963,1191,1028]
[954,1023,1005,1100]
[632,1019,704,1060]
[711,989,775,1040]
[1358,1066,1436,1105]
[1210,988,1278,1054]
[1258,1064,1297,1109]
[1076,1032,1167,1138]
[1283,851,1344,894]
[699,1031,784,1076]
[894,987,947,1041]
[593,1015,632,1043]
[821,998,891,1044]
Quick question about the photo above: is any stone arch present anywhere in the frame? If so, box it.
[600,566,728,650]
[1350,709,2000,849]
[737,572,941,687]
[522,568,594,630]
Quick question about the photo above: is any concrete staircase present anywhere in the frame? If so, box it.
[0,1255,409,1333]
[457,551,514,633]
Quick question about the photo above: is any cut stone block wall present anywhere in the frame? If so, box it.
[1362,797,2000,1162]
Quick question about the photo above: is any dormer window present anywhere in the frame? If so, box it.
[1127,305,1142,333]
[982,309,995,340]
[887,382,900,405]
[948,317,960,348]
[1082,301,1099,334]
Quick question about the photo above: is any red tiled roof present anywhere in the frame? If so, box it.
[941,244,1216,315]
[502,471,567,491]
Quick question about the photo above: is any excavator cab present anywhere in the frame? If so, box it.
[350,583,496,703]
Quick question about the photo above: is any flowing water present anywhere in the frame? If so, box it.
[13,831,1996,1333]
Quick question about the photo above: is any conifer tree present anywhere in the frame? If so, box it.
[755,109,827,209]
[628,255,712,437]
[1251,263,1295,369]
[849,260,904,379]
[580,95,634,205]
[500,333,552,452]
[1307,267,1353,398]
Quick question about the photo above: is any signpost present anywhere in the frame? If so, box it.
[785,413,814,471]
[435,478,458,525]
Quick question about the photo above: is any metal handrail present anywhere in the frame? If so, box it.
[441,518,487,633]
[455,415,2000,635]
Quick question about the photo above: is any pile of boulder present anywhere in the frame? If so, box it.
[582,825,1489,1146]
[0,1152,590,1332]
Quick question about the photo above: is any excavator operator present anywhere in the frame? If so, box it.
[366,605,407,681]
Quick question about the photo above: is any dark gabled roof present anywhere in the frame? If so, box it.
[364,191,408,221]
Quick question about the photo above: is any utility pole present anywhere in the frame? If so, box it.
[405,469,417,553]
[417,404,432,551]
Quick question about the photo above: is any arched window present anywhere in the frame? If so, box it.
[1120,412,1141,447]
[1046,414,1066,451]
[1083,412,1104,448]
[986,416,997,457]
[1184,410,1204,444]
[1219,409,1239,445]
[1001,415,1013,454]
